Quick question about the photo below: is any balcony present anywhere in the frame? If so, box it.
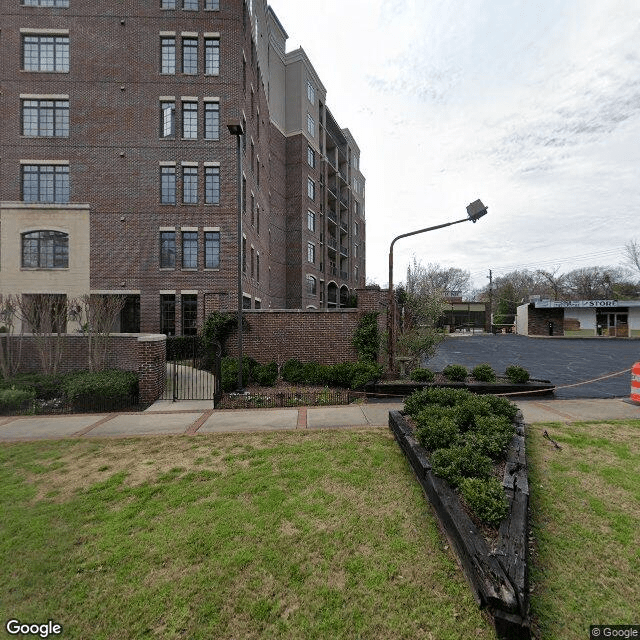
[327,211,337,225]
[340,245,348,257]
[327,237,337,251]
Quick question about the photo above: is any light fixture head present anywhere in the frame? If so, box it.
[467,199,488,223]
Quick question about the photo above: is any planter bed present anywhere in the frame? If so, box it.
[367,376,554,398]
[389,409,531,640]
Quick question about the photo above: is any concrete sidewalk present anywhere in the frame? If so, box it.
[0,397,638,442]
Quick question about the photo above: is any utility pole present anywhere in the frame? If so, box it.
[487,269,493,332]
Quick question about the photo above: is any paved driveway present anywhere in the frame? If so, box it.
[424,334,640,399]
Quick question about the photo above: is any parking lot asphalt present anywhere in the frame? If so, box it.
[424,334,640,399]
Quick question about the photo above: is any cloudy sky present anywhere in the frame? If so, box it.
[268,0,640,293]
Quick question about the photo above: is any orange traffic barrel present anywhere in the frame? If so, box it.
[631,363,640,404]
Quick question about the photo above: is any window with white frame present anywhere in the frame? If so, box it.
[205,166,220,204]
[161,0,176,7]
[182,101,198,138]
[182,166,198,203]
[307,209,315,232]
[23,34,69,72]
[160,100,175,137]
[204,101,219,139]
[307,113,315,136]
[22,231,68,268]
[161,37,176,74]
[307,177,315,201]
[182,37,198,74]
[307,81,315,104]
[22,99,69,137]
[205,37,220,75]
[183,0,198,9]
[205,0,220,8]
[22,164,69,203]
[205,231,220,268]
[307,242,315,264]
[160,165,176,204]
[182,231,198,268]
[307,145,315,168]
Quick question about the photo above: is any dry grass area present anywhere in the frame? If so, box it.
[1,429,495,640]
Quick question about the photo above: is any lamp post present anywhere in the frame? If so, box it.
[387,199,488,373]
[228,121,244,391]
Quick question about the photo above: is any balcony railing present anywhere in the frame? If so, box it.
[340,245,348,256]
[327,211,337,224]
[327,237,337,250]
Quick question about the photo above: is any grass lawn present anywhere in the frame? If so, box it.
[0,429,495,640]
[527,419,640,639]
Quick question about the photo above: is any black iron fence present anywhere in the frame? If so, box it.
[216,388,361,410]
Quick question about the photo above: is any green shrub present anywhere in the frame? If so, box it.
[483,395,519,421]
[220,356,256,391]
[350,361,383,390]
[466,415,515,459]
[0,387,36,412]
[449,396,494,431]
[253,362,278,387]
[442,364,468,382]
[327,362,354,388]
[166,335,204,361]
[458,477,508,528]
[471,363,496,382]
[62,370,138,410]
[3,373,63,400]
[410,368,435,382]
[415,414,461,451]
[281,359,306,384]
[404,387,472,417]
[430,445,493,487]
[351,312,381,363]
[202,311,237,355]
[505,365,530,384]
[302,362,329,386]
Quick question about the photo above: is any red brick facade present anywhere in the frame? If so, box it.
[1,1,366,335]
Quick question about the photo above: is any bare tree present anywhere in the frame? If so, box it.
[69,295,127,372]
[17,294,69,376]
[625,240,640,274]
[0,295,23,379]
[564,266,636,299]
[536,267,567,300]
[406,258,472,299]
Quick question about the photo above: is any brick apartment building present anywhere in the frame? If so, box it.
[0,0,366,335]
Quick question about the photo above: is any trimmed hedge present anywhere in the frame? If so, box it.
[410,368,435,382]
[61,370,139,411]
[442,364,468,382]
[0,388,36,413]
[280,359,383,390]
[505,365,530,384]
[471,363,496,382]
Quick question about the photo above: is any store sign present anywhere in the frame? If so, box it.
[534,300,619,308]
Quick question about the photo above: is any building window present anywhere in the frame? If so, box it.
[307,178,315,201]
[181,294,198,336]
[204,101,219,139]
[307,209,315,232]
[23,0,69,5]
[183,0,198,9]
[160,100,175,138]
[307,242,315,264]
[307,145,315,168]
[256,253,260,282]
[160,231,176,268]
[205,0,219,8]
[255,299,261,309]
[160,294,176,336]
[161,37,176,74]
[182,101,198,139]
[307,113,315,136]
[22,230,68,268]
[205,166,220,204]
[243,295,252,310]
[23,35,69,72]
[22,99,69,137]
[205,231,220,268]
[251,193,255,226]
[306,275,317,296]
[242,236,246,273]
[182,231,198,268]
[160,166,176,204]
[205,38,220,75]
[182,38,198,74]
[250,246,255,277]
[161,0,177,8]
[182,166,198,203]
[307,81,315,104]
[22,164,69,203]
[256,206,260,233]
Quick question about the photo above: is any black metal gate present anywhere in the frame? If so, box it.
[162,336,222,404]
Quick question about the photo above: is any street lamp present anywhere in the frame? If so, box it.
[228,121,244,391]
[387,199,488,373]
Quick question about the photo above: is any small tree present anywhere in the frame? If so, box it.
[0,295,23,379]
[69,295,127,372]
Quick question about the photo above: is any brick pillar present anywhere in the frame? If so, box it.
[137,335,166,404]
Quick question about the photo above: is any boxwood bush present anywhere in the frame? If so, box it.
[410,368,435,382]
[252,361,278,387]
[505,365,530,383]
[404,385,518,528]
[0,387,36,413]
[62,370,138,411]
[471,363,496,382]
[442,364,468,382]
